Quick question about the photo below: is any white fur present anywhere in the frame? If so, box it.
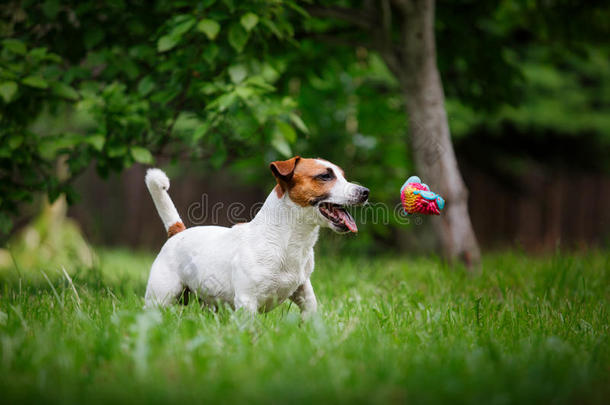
[144,161,365,316]
[145,168,182,232]
[318,160,364,206]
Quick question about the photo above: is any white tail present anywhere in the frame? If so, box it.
[145,168,184,236]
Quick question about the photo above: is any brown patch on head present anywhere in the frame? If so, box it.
[270,156,300,196]
[167,221,186,238]
[287,158,336,207]
[270,157,338,206]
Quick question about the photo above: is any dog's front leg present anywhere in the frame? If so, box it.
[234,295,259,314]
[232,263,260,315]
[290,278,318,319]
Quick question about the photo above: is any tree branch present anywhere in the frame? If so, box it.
[304,2,403,86]
[371,0,403,77]
[305,5,372,29]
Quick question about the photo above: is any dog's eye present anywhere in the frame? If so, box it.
[316,172,335,181]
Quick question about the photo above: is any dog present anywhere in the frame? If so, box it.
[144,156,369,316]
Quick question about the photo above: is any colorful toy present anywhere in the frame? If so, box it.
[400,176,445,215]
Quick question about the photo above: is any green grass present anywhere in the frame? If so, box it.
[0,249,608,404]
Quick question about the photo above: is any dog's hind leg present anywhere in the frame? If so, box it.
[145,261,183,307]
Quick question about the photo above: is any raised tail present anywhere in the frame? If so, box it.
[145,168,185,238]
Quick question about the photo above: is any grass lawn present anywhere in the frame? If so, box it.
[0,249,608,404]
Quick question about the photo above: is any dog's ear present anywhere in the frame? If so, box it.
[270,156,300,183]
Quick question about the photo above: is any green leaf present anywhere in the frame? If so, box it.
[210,136,227,168]
[42,0,61,19]
[228,24,249,53]
[0,81,18,103]
[8,135,23,149]
[122,59,140,80]
[261,63,280,83]
[52,82,79,100]
[84,28,105,49]
[271,127,292,157]
[22,76,48,89]
[223,0,235,13]
[202,44,219,64]
[240,13,259,32]
[262,18,282,38]
[200,82,219,95]
[38,134,82,158]
[276,120,297,143]
[228,64,247,84]
[201,0,217,9]
[86,135,105,151]
[107,144,128,158]
[150,88,180,104]
[197,19,221,40]
[289,113,309,134]
[286,2,309,17]
[246,76,275,91]
[234,85,254,100]
[173,112,204,136]
[209,92,237,111]
[38,139,57,159]
[192,123,210,142]
[2,39,26,55]
[171,16,196,37]
[157,35,179,53]
[131,147,154,164]
[137,76,155,96]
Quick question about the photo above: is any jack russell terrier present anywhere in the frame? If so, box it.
[144,156,369,316]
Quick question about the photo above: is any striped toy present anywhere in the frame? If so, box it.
[400,176,445,215]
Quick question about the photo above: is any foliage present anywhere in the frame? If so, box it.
[446,49,610,143]
[0,249,608,403]
[281,0,610,190]
[1,0,610,239]
[0,0,306,234]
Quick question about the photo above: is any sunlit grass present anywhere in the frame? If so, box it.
[0,249,608,404]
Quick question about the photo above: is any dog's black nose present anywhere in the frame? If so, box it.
[359,187,369,202]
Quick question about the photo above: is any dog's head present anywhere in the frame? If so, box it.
[270,156,369,233]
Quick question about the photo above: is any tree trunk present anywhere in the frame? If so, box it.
[306,0,481,267]
[388,0,481,267]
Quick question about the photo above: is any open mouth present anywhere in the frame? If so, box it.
[319,203,358,233]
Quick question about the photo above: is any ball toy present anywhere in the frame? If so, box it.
[400,176,445,215]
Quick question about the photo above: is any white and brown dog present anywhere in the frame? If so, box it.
[144,156,369,316]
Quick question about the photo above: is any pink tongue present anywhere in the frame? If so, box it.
[337,209,358,233]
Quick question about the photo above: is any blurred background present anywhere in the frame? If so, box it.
[1,0,609,269]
